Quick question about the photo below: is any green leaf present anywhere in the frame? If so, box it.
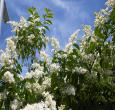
[73,43,80,50]
[110,7,115,23]
[87,42,96,53]
[44,26,50,30]
[44,20,52,24]
[47,13,53,18]
[36,21,42,26]
[94,27,105,39]
[28,7,36,15]
[44,8,51,14]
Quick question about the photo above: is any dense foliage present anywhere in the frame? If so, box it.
[0,0,115,110]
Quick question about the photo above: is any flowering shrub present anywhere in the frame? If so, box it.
[0,0,115,110]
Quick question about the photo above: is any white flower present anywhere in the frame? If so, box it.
[39,27,45,34]
[64,42,73,53]
[21,92,57,110]
[25,82,32,92]
[94,12,107,27]
[64,29,80,54]
[0,40,17,66]
[91,33,98,43]
[0,51,11,65]
[28,34,35,43]
[17,74,24,81]
[25,81,45,94]
[50,37,60,50]
[20,102,45,110]
[6,38,16,51]
[42,92,53,102]
[83,25,92,36]
[8,21,20,32]
[43,37,49,45]
[58,105,65,110]
[29,15,40,25]
[8,16,29,32]
[3,71,15,83]
[25,63,45,79]
[105,0,115,7]
[50,63,60,73]
[40,51,48,61]
[25,69,44,79]
[69,29,80,43]
[62,53,67,58]
[83,54,95,61]
[73,55,76,59]
[10,99,19,110]
[21,101,54,110]
[43,92,56,110]
[100,8,111,16]
[75,67,87,74]
[65,85,76,96]
[19,16,29,28]
[32,83,44,94]
[94,6,112,28]
[31,63,43,71]
[42,77,51,88]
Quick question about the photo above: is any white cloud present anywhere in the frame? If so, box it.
[50,0,69,10]
[50,0,90,21]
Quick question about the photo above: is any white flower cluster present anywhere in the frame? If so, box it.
[40,50,48,61]
[25,76,51,93]
[58,105,65,110]
[3,71,15,83]
[80,25,94,52]
[50,63,60,73]
[83,25,92,36]
[19,16,29,28]
[94,0,114,27]
[25,69,44,80]
[90,33,98,43]
[39,27,45,34]
[74,67,87,74]
[0,49,12,65]
[25,63,45,79]
[50,37,60,51]
[21,92,56,110]
[28,34,35,43]
[83,54,95,61]
[10,99,22,110]
[64,42,73,53]
[64,85,76,96]
[6,37,16,51]
[43,37,49,45]
[42,77,51,88]
[0,37,17,66]
[69,29,80,43]
[65,29,80,53]
[106,0,115,7]
[8,16,29,32]
[29,14,40,25]
[42,92,56,110]
[31,63,43,69]
[94,11,107,27]
[24,62,51,93]
[25,82,44,93]
[21,102,47,110]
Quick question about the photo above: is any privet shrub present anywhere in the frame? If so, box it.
[0,0,115,110]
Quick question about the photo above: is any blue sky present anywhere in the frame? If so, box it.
[0,0,107,49]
